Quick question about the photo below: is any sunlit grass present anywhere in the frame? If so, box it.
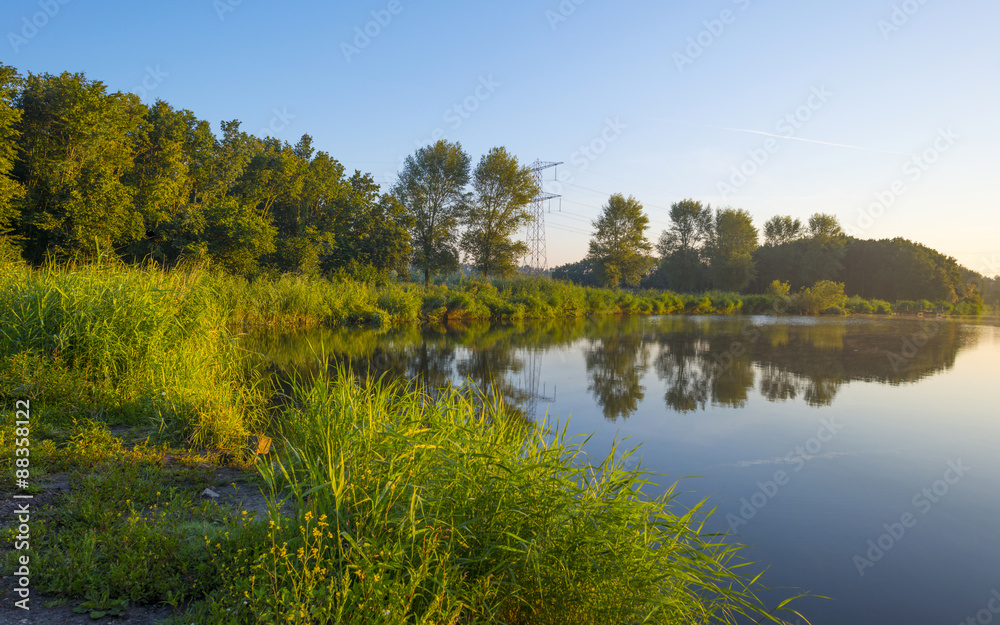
[184,365,808,624]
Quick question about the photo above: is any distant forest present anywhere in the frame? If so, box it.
[555,207,999,309]
[0,64,996,310]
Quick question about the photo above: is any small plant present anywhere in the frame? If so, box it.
[73,593,128,619]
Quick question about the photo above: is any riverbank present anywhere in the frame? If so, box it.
[0,259,827,622]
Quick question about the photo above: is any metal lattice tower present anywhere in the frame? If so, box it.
[518,346,556,422]
[525,160,562,274]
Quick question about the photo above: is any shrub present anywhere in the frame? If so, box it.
[741,294,775,314]
[844,296,874,314]
[706,291,742,315]
[796,281,847,315]
[684,295,714,315]
[871,299,892,314]
[765,280,791,299]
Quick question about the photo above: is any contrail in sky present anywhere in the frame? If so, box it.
[709,125,916,156]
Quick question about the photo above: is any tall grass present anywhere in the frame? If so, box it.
[0,258,264,450]
[189,366,805,624]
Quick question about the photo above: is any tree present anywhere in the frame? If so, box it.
[15,71,146,261]
[753,212,847,290]
[656,199,712,292]
[324,172,413,277]
[393,140,471,287]
[552,259,598,286]
[705,207,758,291]
[763,215,802,246]
[198,120,275,274]
[808,213,843,238]
[125,101,212,262]
[461,147,537,278]
[842,237,966,302]
[266,145,347,274]
[587,193,655,288]
[800,212,846,283]
[0,64,23,249]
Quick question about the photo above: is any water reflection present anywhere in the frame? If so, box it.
[584,320,650,421]
[243,315,979,422]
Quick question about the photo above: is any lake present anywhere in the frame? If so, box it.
[245,314,1000,624]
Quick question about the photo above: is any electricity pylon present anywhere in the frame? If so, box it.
[525,159,562,274]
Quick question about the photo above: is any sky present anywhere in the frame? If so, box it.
[3,0,998,275]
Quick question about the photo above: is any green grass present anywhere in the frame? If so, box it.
[0,258,814,623]
[1,418,268,616]
[184,366,805,624]
[0,257,265,452]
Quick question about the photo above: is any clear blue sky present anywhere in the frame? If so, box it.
[3,0,998,274]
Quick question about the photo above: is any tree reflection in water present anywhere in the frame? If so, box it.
[243,315,976,422]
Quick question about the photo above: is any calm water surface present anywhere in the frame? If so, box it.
[245,315,1000,624]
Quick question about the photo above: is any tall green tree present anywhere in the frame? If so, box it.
[15,71,146,261]
[551,258,598,286]
[267,144,347,274]
[800,212,846,283]
[705,207,758,291]
[325,172,413,276]
[753,213,847,290]
[461,147,537,278]
[762,215,803,246]
[198,120,274,274]
[125,101,213,262]
[587,193,654,288]
[656,199,712,292]
[0,64,23,250]
[393,140,471,287]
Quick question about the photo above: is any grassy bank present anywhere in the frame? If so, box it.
[188,369,805,624]
[0,262,813,621]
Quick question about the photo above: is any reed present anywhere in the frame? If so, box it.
[187,365,807,624]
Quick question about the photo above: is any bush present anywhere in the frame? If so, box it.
[685,295,714,315]
[741,294,776,314]
[376,286,422,322]
[871,299,892,314]
[844,296,874,314]
[765,280,791,299]
[706,291,742,315]
[795,281,847,315]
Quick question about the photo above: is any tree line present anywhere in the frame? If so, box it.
[554,194,998,308]
[1,64,996,309]
[0,65,537,283]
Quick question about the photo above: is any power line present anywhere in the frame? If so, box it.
[525,160,562,274]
